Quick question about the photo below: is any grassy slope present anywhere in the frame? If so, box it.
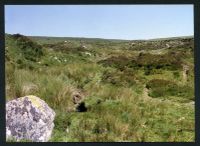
[5,34,194,142]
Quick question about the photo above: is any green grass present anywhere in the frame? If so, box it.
[146,79,194,101]
[5,34,194,142]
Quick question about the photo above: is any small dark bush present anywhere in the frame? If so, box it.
[101,69,136,87]
[146,79,174,89]
[98,56,131,71]
[173,71,180,78]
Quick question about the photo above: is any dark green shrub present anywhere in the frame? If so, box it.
[12,34,44,62]
[146,79,174,89]
[101,69,136,87]
[144,67,152,75]
[99,52,183,74]
[98,56,131,71]
[136,53,183,70]
[43,42,86,53]
[149,87,165,97]
[173,71,180,78]
[146,79,194,100]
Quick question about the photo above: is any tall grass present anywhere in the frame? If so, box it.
[5,34,194,142]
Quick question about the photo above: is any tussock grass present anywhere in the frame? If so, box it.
[6,34,194,142]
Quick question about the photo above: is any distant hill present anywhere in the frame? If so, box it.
[28,35,194,42]
[27,36,130,44]
[147,36,194,41]
[5,33,193,44]
[5,33,194,51]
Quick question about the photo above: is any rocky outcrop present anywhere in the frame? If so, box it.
[6,95,55,142]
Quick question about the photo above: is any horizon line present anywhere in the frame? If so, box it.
[5,33,194,41]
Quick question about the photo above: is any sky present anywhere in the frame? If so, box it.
[5,5,194,40]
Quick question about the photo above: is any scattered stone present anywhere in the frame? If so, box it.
[85,52,91,56]
[166,43,170,48]
[72,91,83,104]
[129,37,194,50]
[65,128,69,133]
[130,42,136,46]
[6,95,56,142]
[82,45,87,49]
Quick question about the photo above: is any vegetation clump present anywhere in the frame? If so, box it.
[99,52,185,76]
[146,79,194,101]
[43,42,87,53]
[5,34,194,142]
[134,52,183,70]
[12,34,44,61]
[98,56,132,71]
[6,34,44,70]
[101,69,136,87]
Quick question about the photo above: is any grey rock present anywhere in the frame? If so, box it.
[72,91,84,104]
[6,95,56,142]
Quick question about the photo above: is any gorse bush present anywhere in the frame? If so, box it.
[5,34,44,70]
[12,34,44,62]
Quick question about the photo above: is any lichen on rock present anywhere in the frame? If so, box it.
[6,95,56,142]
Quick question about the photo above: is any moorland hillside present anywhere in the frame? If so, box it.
[5,33,194,142]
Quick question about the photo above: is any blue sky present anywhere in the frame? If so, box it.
[5,5,193,40]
